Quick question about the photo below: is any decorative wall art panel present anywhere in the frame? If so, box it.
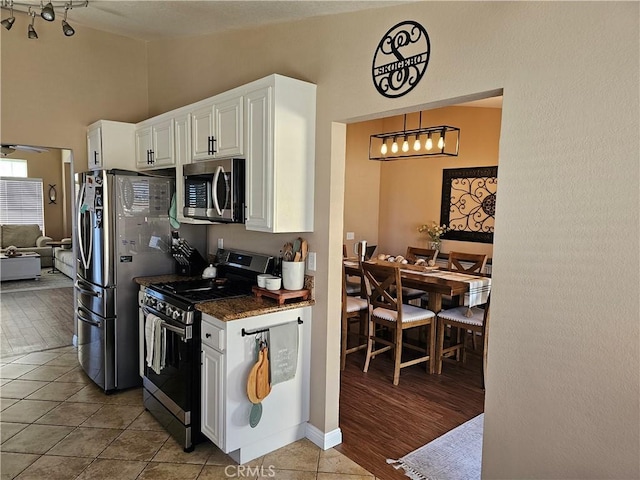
[440,166,497,243]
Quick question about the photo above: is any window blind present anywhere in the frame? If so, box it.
[0,177,45,232]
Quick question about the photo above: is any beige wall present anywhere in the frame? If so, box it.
[345,106,501,259]
[0,11,149,173]
[3,2,638,478]
[19,149,66,240]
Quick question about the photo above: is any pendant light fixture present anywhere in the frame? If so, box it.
[1,0,15,30]
[369,111,460,161]
[0,0,87,38]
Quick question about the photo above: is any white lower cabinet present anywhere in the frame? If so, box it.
[200,306,311,464]
[201,343,224,447]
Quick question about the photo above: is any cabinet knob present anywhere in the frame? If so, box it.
[205,333,211,338]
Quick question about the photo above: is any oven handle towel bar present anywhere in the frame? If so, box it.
[241,318,303,337]
[142,307,191,342]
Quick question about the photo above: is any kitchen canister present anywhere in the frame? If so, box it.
[282,261,305,290]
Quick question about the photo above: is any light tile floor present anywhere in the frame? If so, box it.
[0,346,379,480]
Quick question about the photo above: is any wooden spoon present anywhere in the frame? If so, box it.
[300,239,308,261]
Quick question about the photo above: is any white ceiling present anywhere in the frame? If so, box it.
[39,0,408,42]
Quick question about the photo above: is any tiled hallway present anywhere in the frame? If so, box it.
[0,346,378,480]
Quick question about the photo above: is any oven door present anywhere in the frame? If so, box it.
[140,306,198,423]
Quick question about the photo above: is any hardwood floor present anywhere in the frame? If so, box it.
[336,347,485,480]
[0,287,74,356]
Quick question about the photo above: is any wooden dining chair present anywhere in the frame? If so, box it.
[361,262,436,385]
[341,261,368,370]
[448,251,488,274]
[402,246,438,305]
[436,294,491,389]
[342,244,362,296]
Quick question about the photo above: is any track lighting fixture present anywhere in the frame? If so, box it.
[1,1,14,30]
[0,0,87,38]
[40,1,54,21]
[370,111,460,161]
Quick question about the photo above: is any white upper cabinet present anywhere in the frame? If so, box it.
[87,120,135,171]
[191,95,243,162]
[244,75,316,233]
[135,117,175,170]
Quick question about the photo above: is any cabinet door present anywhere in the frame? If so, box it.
[244,87,273,232]
[191,104,216,162]
[151,119,175,167]
[201,344,224,448]
[215,96,243,158]
[87,126,103,169]
[135,126,153,169]
[174,113,190,166]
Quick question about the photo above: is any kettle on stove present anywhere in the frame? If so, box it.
[202,264,217,279]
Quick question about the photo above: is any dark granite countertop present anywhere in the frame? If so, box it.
[134,275,314,322]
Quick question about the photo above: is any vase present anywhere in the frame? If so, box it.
[429,240,441,252]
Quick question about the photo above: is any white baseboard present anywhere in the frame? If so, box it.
[305,423,342,450]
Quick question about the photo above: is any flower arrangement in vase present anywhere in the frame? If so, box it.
[417,221,448,251]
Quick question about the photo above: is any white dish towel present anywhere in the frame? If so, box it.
[145,313,166,375]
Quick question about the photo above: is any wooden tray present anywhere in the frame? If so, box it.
[252,286,311,305]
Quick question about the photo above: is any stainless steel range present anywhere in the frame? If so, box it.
[139,249,273,452]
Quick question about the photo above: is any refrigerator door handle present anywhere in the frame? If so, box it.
[77,307,102,328]
[76,182,93,270]
[74,281,103,298]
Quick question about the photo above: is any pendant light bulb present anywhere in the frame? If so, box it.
[413,135,421,151]
[402,136,409,153]
[426,133,433,151]
[438,131,445,149]
[380,140,388,155]
[391,137,398,154]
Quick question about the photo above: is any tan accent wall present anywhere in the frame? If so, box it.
[3,3,639,478]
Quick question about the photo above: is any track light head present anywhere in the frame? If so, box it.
[62,19,74,36]
[1,15,15,30]
[41,1,55,21]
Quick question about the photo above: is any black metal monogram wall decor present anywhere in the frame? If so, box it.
[440,166,498,243]
[372,20,431,98]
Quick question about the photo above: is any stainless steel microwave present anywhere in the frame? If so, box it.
[183,158,245,223]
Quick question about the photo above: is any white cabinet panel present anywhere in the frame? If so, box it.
[201,344,224,448]
[135,118,175,170]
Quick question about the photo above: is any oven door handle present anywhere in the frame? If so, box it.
[142,307,191,341]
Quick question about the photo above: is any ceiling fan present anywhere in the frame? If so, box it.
[1,144,49,157]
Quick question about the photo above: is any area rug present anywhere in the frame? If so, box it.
[0,268,73,293]
[387,413,484,480]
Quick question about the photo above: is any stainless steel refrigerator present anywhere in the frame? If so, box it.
[75,169,175,392]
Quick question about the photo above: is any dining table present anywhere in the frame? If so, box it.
[343,258,491,314]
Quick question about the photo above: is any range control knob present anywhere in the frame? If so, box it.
[172,310,182,321]
[166,306,174,317]
[145,297,156,307]
[156,301,165,312]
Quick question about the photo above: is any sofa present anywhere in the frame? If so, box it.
[0,224,53,267]
[53,239,74,278]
